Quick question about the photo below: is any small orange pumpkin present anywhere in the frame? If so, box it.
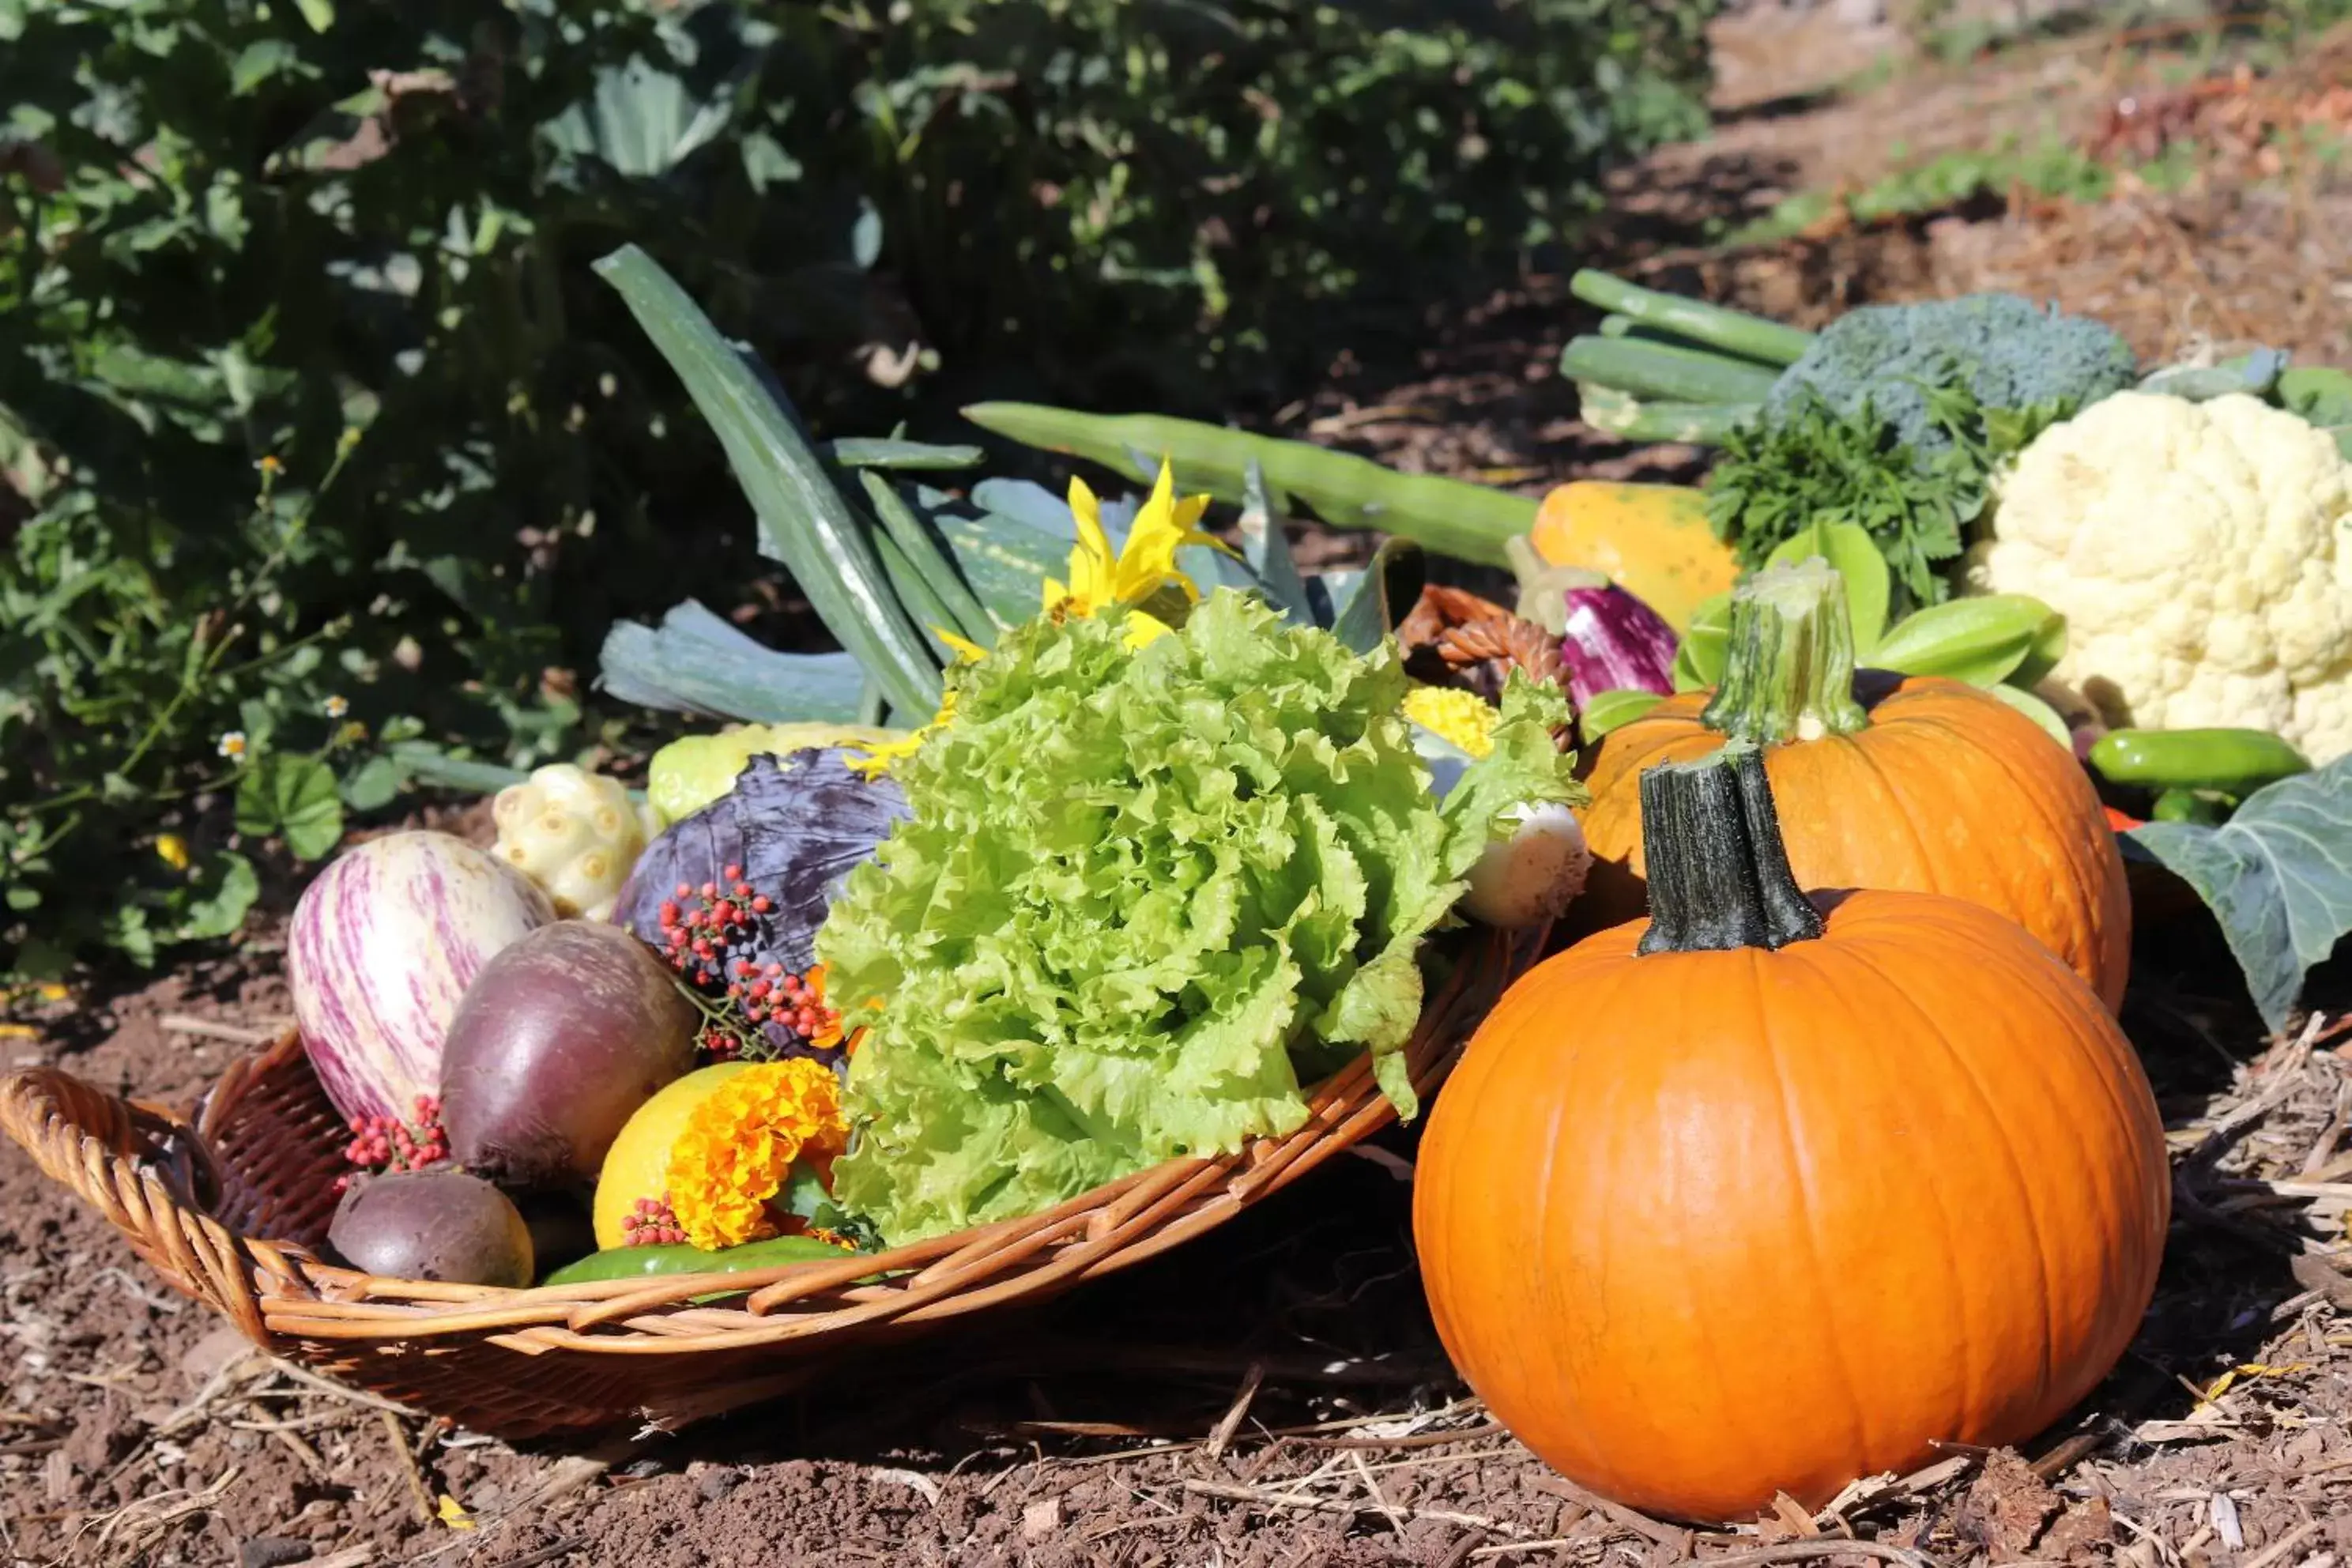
[1414,745,2169,1525]
[1575,560,2130,1012]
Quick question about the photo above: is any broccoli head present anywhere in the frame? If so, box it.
[1762,293,2138,455]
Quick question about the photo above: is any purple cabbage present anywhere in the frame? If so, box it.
[1557,585,1677,708]
[612,748,909,1057]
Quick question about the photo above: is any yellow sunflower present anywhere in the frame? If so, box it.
[1042,460,1224,649]
[848,459,1225,776]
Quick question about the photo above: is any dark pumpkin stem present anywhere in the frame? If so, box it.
[1699,557,1867,745]
[1636,744,1824,956]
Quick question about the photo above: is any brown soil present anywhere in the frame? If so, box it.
[12,13,2352,1568]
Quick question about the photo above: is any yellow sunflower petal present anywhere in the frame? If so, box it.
[844,689,959,778]
[1065,476,1117,605]
[935,628,989,663]
[1120,610,1175,650]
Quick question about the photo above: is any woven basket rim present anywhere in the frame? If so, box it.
[1,926,1536,1374]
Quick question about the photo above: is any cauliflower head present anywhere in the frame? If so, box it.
[1967,391,2352,763]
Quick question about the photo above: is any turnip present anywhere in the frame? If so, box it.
[1459,801,1592,929]
[439,921,699,1190]
[327,1170,534,1287]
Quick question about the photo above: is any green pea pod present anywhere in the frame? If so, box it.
[1988,682,2072,752]
[1762,520,1889,657]
[2150,787,2233,825]
[539,1233,854,1289]
[2090,728,2312,795]
[1578,689,1666,741]
[1670,590,1733,692]
[1869,594,2065,688]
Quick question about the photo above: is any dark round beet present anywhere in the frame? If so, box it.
[328,1170,534,1287]
[439,920,699,1189]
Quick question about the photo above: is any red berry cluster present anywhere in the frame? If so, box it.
[622,1196,686,1247]
[337,1095,447,1193]
[654,864,773,986]
[653,863,840,1061]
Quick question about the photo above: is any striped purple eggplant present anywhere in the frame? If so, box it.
[1557,583,1678,707]
[288,831,555,1126]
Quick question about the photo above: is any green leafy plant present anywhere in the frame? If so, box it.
[2,441,385,973]
[1702,371,2075,612]
[2127,757,2352,1031]
[590,245,1421,732]
[1,0,1715,983]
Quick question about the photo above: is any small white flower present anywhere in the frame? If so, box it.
[217,730,248,760]
[323,695,350,719]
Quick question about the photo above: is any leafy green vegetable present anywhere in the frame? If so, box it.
[594,244,943,721]
[599,601,871,726]
[819,591,1575,1243]
[1706,393,1969,610]
[2278,366,2352,429]
[2127,757,2352,1033]
[1705,375,2070,612]
[2139,349,2288,402]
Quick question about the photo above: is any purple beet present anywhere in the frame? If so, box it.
[439,921,699,1190]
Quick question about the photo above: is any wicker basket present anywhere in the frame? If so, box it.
[0,927,1536,1440]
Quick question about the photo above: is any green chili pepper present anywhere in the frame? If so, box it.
[2088,728,2311,795]
[539,1233,853,1289]
[2150,787,2233,825]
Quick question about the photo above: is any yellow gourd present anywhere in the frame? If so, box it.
[592,1063,753,1249]
[1527,481,1738,634]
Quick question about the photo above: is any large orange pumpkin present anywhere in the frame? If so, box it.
[1575,560,2130,1012]
[1414,746,2169,1525]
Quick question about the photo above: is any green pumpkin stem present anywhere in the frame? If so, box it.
[1636,744,1824,956]
[1699,558,1867,745]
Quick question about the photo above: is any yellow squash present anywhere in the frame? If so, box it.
[1527,481,1738,634]
[592,1062,754,1249]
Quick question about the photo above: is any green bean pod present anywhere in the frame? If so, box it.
[2089,728,2311,796]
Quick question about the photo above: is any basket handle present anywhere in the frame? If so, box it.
[0,1061,280,1346]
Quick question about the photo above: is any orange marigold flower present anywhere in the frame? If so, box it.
[663,1058,849,1252]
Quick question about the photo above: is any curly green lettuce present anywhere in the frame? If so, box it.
[817,590,1574,1242]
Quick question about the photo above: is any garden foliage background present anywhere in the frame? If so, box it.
[0,0,1717,981]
